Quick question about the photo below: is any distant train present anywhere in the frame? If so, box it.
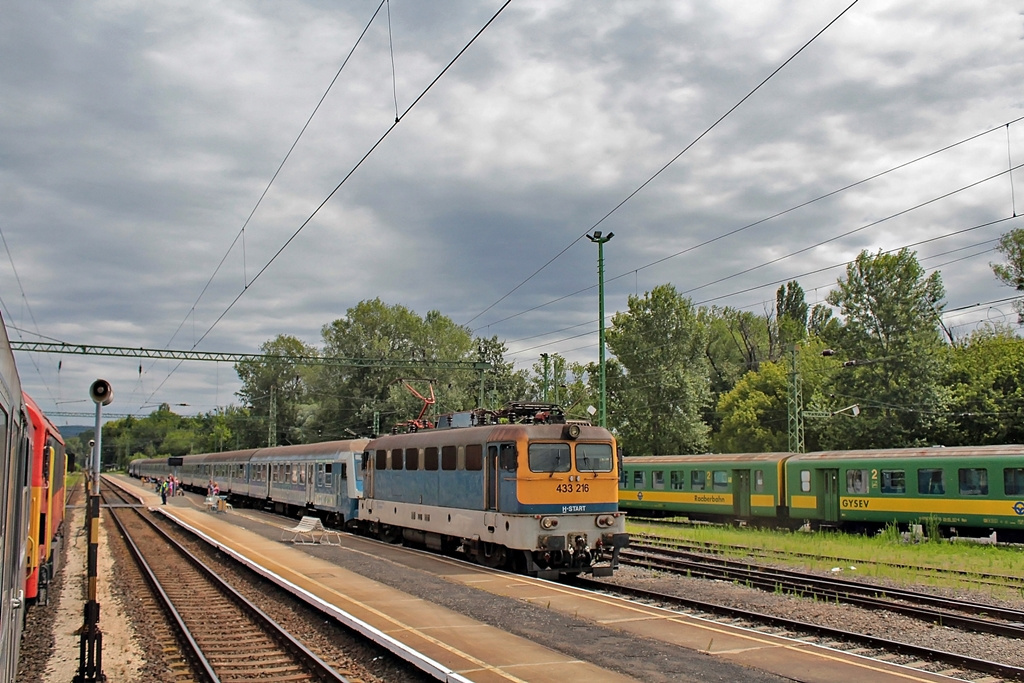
[619,446,1024,541]
[131,403,630,578]
[0,314,70,683]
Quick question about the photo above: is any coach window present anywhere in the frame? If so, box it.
[712,470,729,491]
[465,444,483,471]
[800,470,811,493]
[272,463,279,482]
[653,471,665,490]
[691,470,706,491]
[846,469,869,494]
[441,445,458,471]
[325,463,333,486]
[619,468,628,487]
[576,442,613,472]
[632,470,645,487]
[918,468,944,495]
[1005,468,1024,495]
[375,449,387,471]
[754,470,765,492]
[958,468,987,495]
[317,464,324,487]
[671,471,685,490]
[424,446,439,471]
[880,469,905,494]
[406,447,419,470]
[529,443,571,473]
[392,448,404,471]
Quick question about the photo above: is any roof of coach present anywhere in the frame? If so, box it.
[789,445,1024,462]
[194,449,260,463]
[366,422,613,451]
[249,439,370,462]
[624,452,792,465]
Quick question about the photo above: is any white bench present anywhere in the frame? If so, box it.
[281,516,340,545]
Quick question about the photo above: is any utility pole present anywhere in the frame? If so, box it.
[268,385,277,447]
[787,345,805,453]
[540,353,550,402]
[587,230,614,428]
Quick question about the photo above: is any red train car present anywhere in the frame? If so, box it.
[23,392,67,604]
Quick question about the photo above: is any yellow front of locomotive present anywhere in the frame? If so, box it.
[496,422,629,576]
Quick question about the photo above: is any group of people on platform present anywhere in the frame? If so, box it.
[139,474,221,505]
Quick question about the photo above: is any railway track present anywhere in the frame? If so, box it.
[578,576,1024,682]
[629,523,1024,592]
[100,483,351,682]
[622,542,1024,639]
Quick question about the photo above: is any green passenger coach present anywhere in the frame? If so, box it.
[620,446,1024,540]
[785,446,1024,536]
[619,453,789,525]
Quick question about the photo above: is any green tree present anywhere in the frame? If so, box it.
[991,228,1024,323]
[606,284,711,455]
[712,361,789,453]
[935,325,1024,445]
[235,334,318,446]
[821,248,946,448]
[776,281,808,347]
[311,299,478,436]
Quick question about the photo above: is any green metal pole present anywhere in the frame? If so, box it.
[587,231,614,428]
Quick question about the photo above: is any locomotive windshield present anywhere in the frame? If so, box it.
[576,443,613,472]
[528,443,571,473]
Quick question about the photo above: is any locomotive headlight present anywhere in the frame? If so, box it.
[595,514,616,528]
[540,516,560,530]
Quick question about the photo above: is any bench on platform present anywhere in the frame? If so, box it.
[281,515,340,545]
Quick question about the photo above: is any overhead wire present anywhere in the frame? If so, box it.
[464,0,862,328]
[142,1,513,408]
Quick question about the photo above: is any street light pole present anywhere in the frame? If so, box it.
[587,230,614,428]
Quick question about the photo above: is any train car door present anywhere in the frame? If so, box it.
[306,463,315,506]
[486,445,498,511]
[733,469,751,519]
[818,469,840,524]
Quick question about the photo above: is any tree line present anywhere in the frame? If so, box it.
[79,229,1024,469]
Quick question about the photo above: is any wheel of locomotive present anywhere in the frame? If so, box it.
[378,523,402,544]
[479,542,508,568]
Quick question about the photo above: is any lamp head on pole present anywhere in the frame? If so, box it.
[587,231,614,243]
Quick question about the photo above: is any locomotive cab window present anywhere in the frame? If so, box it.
[958,468,987,496]
[528,443,571,473]
[918,468,944,495]
[576,442,613,472]
[375,449,387,470]
[880,469,905,494]
[846,469,869,494]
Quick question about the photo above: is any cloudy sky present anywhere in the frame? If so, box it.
[3,1,1023,425]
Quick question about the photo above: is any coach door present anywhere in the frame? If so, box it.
[306,463,315,505]
[486,445,499,511]
[818,469,840,524]
[733,469,751,519]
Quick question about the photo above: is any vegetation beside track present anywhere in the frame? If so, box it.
[627,518,1024,600]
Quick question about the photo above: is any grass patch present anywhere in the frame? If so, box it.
[627,519,1024,599]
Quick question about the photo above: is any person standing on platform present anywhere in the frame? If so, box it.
[160,478,168,505]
